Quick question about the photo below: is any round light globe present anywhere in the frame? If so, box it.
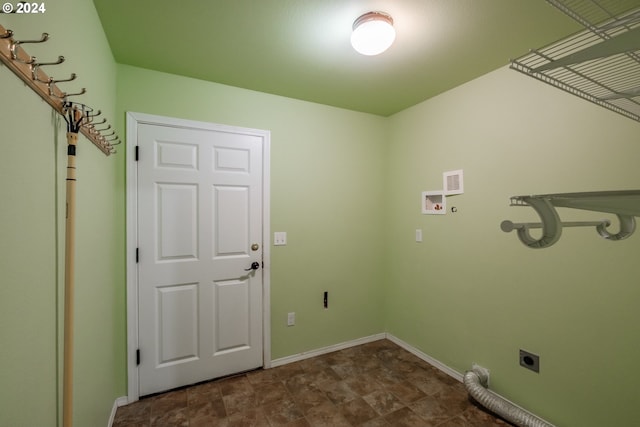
[351,12,396,56]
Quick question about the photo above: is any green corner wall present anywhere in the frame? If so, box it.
[118,62,640,426]
[116,64,389,360]
[385,66,640,426]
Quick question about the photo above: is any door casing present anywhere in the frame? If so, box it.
[125,111,271,402]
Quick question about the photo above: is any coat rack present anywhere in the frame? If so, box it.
[501,190,640,248]
[1,23,119,427]
[0,24,120,154]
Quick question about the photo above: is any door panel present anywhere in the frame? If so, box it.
[215,279,250,352]
[157,283,198,365]
[157,183,198,260]
[137,123,264,396]
[214,186,250,256]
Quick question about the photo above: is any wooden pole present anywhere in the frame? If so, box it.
[62,130,78,427]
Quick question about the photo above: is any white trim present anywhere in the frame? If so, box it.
[270,333,386,367]
[269,332,461,381]
[268,332,462,380]
[107,396,128,427]
[125,112,271,401]
[385,334,463,382]
[261,128,272,369]
[125,112,139,402]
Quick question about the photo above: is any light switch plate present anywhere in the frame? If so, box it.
[415,229,423,242]
[274,232,287,246]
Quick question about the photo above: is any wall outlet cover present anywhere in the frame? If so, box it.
[274,232,287,246]
[519,349,540,373]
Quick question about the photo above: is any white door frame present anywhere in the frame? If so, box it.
[125,111,271,402]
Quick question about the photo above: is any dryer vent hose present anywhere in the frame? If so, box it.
[463,368,553,427]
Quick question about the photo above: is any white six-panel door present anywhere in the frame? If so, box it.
[135,121,266,396]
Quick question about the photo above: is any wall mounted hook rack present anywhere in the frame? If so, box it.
[0,24,117,155]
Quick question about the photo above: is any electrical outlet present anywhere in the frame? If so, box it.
[519,349,540,373]
[287,312,295,326]
[274,232,287,246]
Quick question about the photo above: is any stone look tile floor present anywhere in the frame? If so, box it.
[113,339,514,426]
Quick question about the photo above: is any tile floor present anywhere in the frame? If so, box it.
[113,339,513,426]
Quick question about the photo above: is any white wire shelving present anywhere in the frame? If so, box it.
[510,0,640,123]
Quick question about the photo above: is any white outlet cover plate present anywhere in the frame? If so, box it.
[274,232,287,246]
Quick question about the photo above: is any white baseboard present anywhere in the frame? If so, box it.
[268,332,462,384]
[108,396,129,427]
[270,333,386,367]
[385,334,464,382]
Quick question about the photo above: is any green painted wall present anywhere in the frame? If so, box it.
[0,2,124,426]
[0,45,58,427]
[385,66,640,426]
[3,7,640,426]
[116,64,388,360]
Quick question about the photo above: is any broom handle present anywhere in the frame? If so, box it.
[62,131,78,427]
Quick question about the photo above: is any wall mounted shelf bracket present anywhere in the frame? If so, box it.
[501,190,640,248]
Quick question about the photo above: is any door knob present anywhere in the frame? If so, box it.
[244,261,260,271]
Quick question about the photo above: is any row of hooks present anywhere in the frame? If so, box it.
[0,25,119,155]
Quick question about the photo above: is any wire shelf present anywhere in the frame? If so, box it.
[510,0,640,122]
[509,190,640,216]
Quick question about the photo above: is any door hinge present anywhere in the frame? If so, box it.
[136,248,139,263]
[135,145,139,161]
[136,349,140,366]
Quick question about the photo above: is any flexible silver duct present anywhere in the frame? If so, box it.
[463,367,554,427]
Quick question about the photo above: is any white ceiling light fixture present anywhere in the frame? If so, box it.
[351,11,396,56]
